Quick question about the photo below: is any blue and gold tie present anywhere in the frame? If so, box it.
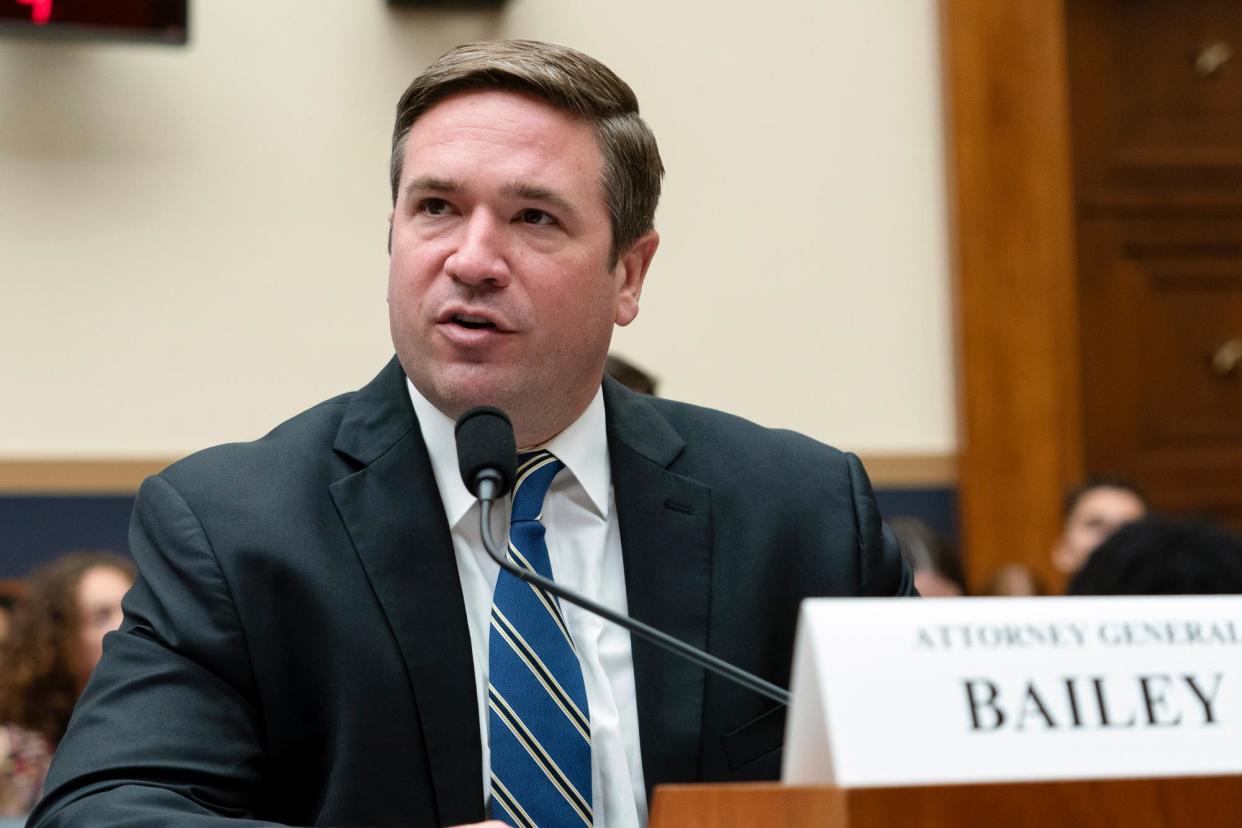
[488,451,593,827]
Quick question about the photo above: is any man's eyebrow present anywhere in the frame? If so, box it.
[502,182,579,218]
[402,175,460,200]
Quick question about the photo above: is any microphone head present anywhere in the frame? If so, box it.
[455,406,518,499]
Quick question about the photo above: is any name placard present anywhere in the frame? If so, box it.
[782,597,1242,787]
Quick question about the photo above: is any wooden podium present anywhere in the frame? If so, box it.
[649,777,1242,827]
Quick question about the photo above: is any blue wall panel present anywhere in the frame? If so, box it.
[0,496,135,578]
[874,487,958,546]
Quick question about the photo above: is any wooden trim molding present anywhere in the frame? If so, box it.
[0,459,174,494]
[857,454,957,487]
[0,454,958,494]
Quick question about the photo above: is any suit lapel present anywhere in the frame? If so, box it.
[328,359,484,825]
[604,379,714,795]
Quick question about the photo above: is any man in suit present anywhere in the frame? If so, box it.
[31,40,914,827]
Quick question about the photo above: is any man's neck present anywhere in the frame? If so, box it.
[407,380,600,451]
[404,376,612,524]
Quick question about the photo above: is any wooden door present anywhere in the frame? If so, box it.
[943,0,1242,591]
[1068,0,1242,528]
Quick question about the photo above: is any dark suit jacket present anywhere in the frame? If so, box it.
[31,358,913,827]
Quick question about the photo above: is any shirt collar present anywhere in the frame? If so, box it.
[405,378,611,529]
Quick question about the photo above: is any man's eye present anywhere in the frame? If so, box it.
[519,208,554,226]
[420,198,450,216]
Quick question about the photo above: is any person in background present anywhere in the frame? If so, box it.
[980,562,1047,597]
[0,552,135,817]
[604,353,658,395]
[1067,515,1242,595]
[0,595,15,642]
[888,516,965,597]
[1051,476,1148,578]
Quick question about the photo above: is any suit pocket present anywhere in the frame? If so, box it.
[720,705,786,771]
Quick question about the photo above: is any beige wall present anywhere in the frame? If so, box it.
[0,0,953,461]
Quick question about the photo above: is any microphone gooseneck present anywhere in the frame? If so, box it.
[454,407,791,706]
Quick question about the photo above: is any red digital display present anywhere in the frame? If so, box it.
[0,0,187,44]
[16,0,52,25]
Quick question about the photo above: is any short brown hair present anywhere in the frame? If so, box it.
[389,39,663,265]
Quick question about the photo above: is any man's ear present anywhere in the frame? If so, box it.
[386,210,394,255]
[614,230,659,327]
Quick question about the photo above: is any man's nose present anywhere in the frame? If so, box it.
[445,211,511,288]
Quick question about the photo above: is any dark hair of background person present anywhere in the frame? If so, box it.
[0,595,14,645]
[0,551,136,743]
[1067,515,1242,596]
[388,39,664,266]
[888,516,966,596]
[604,353,658,396]
[1062,475,1148,518]
[0,593,16,623]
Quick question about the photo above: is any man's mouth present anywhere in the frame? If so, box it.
[451,314,496,330]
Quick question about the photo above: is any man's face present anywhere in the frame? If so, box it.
[387,89,657,447]
[1052,487,1147,575]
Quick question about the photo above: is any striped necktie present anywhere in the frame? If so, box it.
[488,450,593,827]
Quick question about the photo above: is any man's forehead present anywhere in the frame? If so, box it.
[398,90,606,207]
[406,88,591,149]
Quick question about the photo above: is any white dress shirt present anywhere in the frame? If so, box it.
[407,379,648,827]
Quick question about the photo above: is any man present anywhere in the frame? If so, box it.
[31,40,913,827]
[1051,477,1148,578]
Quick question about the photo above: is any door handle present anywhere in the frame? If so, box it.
[1209,338,1242,378]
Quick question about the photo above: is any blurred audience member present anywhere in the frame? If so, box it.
[981,562,1047,596]
[605,353,659,395]
[1052,476,1147,577]
[0,595,15,642]
[1068,515,1242,596]
[0,552,135,817]
[889,516,965,597]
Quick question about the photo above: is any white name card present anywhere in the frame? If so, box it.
[782,596,1242,787]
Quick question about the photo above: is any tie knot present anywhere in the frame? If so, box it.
[512,451,564,521]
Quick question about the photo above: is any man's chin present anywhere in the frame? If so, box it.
[416,372,518,421]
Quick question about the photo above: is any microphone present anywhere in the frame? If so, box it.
[454,406,790,706]
[455,406,517,502]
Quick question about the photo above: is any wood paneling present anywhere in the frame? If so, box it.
[854,454,956,487]
[945,0,1242,590]
[650,777,1242,828]
[1069,0,1242,532]
[940,0,1084,592]
[1078,221,1242,476]
[1068,0,1242,210]
[0,459,171,494]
